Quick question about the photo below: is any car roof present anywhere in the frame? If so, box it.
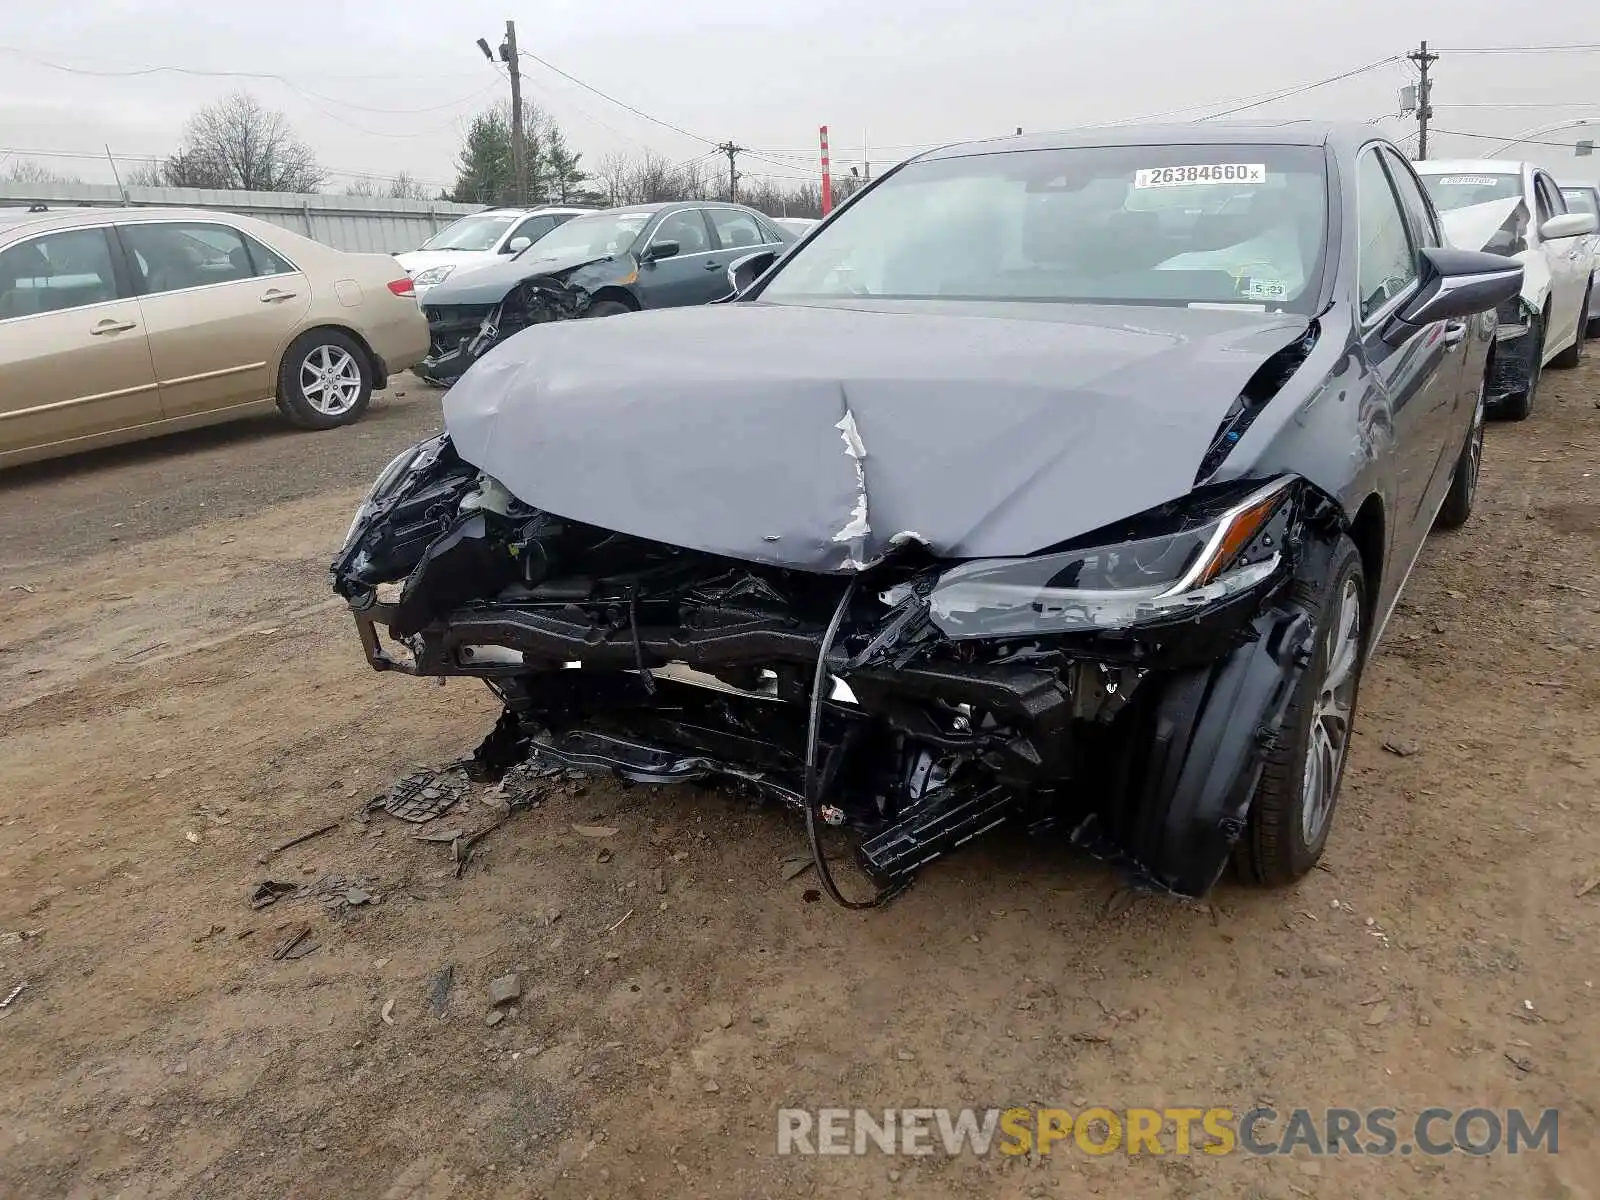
[476,205,592,216]
[918,120,1388,161]
[0,206,51,231]
[0,205,284,241]
[1412,159,1529,174]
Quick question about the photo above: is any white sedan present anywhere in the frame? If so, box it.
[1416,160,1597,419]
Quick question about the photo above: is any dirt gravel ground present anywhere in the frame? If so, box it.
[1,370,1597,1199]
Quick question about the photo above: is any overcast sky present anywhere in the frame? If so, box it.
[3,0,1599,193]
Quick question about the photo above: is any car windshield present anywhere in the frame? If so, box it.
[1417,172,1523,213]
[516,211,651,260]
[759,143,1329,311]
[420,213,519,252]
[1560,186,1599,220]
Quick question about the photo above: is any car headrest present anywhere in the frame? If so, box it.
[0,242,51,285]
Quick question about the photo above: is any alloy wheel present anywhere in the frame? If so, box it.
[1301,577,1362,845]
[300,345,363,416]
[1466,379,1486,503]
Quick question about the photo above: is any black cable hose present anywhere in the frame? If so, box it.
[803,576,908,910]
[628,589,655,697]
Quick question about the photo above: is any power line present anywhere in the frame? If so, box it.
[0,44,480,86]
[1434,102,1600,109]
[1430,44,1600,54]
[512,50,808,176]
[517,50,715,148]
[1196,57,1402,120]
[1428,127,1600,150]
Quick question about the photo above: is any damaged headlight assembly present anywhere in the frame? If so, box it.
[928,478,1293,638]
[410,265,455,287]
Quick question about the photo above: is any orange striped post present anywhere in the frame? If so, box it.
[820,125,833,216]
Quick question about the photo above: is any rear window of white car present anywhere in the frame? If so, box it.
[1418,173,1522,214]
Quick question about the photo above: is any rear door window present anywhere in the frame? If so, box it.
[0,227,122,320]
[651,209,714,256]
[120,222,268,294]
[243,233,297,276]
[707,208,769,251]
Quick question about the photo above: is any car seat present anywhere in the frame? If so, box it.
[0,242,51,318]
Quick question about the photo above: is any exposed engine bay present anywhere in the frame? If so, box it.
[418,277,591,385]
[332,434,1345,901]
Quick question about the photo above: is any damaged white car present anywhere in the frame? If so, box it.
[333,124,1520,903]
[1417,160,1597,419]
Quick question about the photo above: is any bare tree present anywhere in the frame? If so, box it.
[388,171,429,200]
[544,149,842,219]
[343,178,378,197]
[121,160,166,188]
[166,92,324,192]
[592,151,635,206]
[1,158,82,185]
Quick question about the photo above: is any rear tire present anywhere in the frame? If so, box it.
[1435,374,1486,531]
[1495,314,1542,422]
[1551,294,1588,369]
[277,330,373,430]
[1234,535,1366,888]
[585,299,633,318]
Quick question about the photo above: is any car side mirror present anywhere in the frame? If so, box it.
[1386,246,1524,344]
[726,249,778,297]
[1539,213,1598,241]
[505,236,532,254]
[642,240,680,263]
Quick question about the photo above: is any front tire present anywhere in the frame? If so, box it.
[1235,535,1367,887]
[1435,373,1486,531]
[277,330,373,430]
[585,299,633,319]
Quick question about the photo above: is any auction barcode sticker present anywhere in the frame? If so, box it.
[1436,176,1503,187]
[1134,164,1267,188]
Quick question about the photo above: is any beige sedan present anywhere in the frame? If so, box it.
[0,206,430,468]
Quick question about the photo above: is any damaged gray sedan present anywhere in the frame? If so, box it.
[333,123,1521,902]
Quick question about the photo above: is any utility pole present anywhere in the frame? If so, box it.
[503,21,525,204]
[716,141,744,203]
[1407,40,1437,160]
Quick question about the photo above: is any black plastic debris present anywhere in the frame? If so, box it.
[382,769,468,823]
[428,964,455,1018]
[250,880,299,910]
[271,925,318,961]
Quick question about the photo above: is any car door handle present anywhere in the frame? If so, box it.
[89,318,138,335]
[260,288,299,302]
[1442,320,1468,347]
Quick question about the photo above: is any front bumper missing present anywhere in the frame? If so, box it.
[345,576,1312,897]
[1489,323,1539,405]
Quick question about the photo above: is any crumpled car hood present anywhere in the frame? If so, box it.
[443,301,1309,572]
[1437,197,1548,306]
[424,250,612,306]
[1438,197,1522,253]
